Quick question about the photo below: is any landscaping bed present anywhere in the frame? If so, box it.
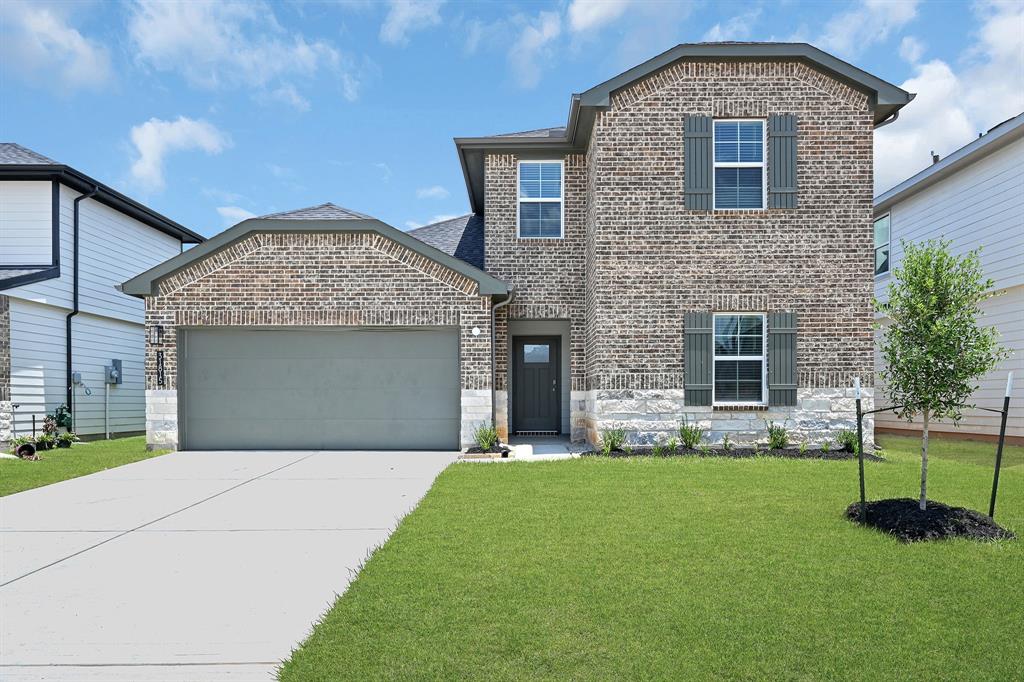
[463,444,511,457]
[583,445,884,461]
[846,498,1016,543]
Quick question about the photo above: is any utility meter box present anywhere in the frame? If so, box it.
[105,359,123,385]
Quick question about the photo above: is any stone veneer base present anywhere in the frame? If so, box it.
[0,400,12,446]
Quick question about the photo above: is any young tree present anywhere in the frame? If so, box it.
[877,239,1009,510]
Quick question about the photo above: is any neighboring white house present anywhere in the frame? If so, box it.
[874,113,1024,444]
[0,143,203,443]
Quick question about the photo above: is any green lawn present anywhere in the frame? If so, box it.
[0,436,169,497]
[280,435,1023,681]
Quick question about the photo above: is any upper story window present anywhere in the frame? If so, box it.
[713,313,766,405]
[713,120,765,210]
[874,214,890,276]
[518,161,563,238]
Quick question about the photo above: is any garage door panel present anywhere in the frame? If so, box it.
[180,328,460,450]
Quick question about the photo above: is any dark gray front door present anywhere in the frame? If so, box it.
[178,327,460,451]
[512,336,560,433]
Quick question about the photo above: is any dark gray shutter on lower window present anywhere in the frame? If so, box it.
[768,114,798,209]
[684,115,713,210]
[684,312,712,406]
[767,311,798,406]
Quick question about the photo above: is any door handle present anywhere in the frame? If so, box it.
[552,379,556,392]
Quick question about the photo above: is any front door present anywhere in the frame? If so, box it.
[512,336,560,433]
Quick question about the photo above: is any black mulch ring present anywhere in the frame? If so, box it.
[464,445,512,457]
[846,498,1016,543]
[582,446,884,461]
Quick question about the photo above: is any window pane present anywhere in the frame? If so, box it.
[739,316,762,335]
[714,315,738,335]
[524,344,550,363]
[519,203,539,237]
[539,202,561,236]
[875,246,889,275]
[714,360,763,403]
[715,336,738,355]
[874,215,890,248]
[714,121,763,163]
[715,167,763,209]
[738,336,762,355]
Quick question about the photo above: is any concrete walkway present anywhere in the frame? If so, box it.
[0,450,458,681]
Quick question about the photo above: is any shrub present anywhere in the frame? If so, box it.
[473,424,499,451]
[698,444,711,455]
[56,432,79,448]
[34,433,56,451]
[10,435,34,451]
[836,429,859,453]
[600,429,627,455]
[821,440,831,454]
[799,440,809,456]
[678,419,706,449]
[42,415,58,435]
[721,434,732,451]
[765,420,790,450]
[666,437,678,454]
[52,404,73,431]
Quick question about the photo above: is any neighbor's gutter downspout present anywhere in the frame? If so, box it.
[490,290,515,436]
[66,185,98,424]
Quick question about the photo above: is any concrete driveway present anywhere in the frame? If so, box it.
[0,449,458,681]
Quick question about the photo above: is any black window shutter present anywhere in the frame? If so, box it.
[768,114,798,209]
[684,115,713,210]
[684,312,712,406]
[767,311,798,406]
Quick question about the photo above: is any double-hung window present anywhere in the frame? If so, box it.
[518,161,563,238]
[713,313,766,405]
[713,120,765,209]
[873,214,890,276]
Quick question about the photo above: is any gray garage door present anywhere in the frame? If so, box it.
[179,328,460,451]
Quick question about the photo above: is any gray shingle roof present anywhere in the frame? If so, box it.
[258,202,374,220]
[408,214,485,271]
[492,127,566,139]
[0,143,57,165]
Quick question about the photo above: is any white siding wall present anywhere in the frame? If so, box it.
[5,183,183,437]
[0,181,52,266]
[875,135,1024,439]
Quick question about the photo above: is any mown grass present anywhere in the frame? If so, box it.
[0,436,169,496]
[280,434,1023,681]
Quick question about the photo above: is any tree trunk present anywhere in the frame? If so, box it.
[920,410,930,511]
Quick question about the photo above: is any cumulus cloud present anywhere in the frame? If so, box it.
[508,11,561,89]
[129,116,230,191]
[380,0,444,45]
[0,0,113,92]
[216,206,256,226]
[128,0,365,108]
[416,185,450,199]
[703,7,763,42]
[874,1,1024,194]
[898,35,925,64]
[567,0,631,33]
[405,214,459,230]
[818,0,919,59]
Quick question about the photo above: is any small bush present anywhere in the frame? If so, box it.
[473,424,499,451]
[799,441,809,455]
[698,444,711,455]
[836,429,859,453]
[34,433,56,451]
[42,416,58,435]
[56,432,79,448]
[601,429,627,455]
[765,420,790,450]
[678,419,706,449]
[821,440,831,454]
[721,434,732,451]
[666,437,678,454]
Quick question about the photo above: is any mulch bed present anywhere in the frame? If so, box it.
[582,446,884,461]
[846,498,1016,543]
[463,445,512,457]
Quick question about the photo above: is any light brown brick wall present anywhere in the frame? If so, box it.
[144,232,492,392]
[585,60,875,391]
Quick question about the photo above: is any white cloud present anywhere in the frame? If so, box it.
[567,0,631,33]
[508,11,561,89]
[874,1,1024,194]
[216,206,256,225]
[703,7,763,42]
[380,0,444,46]
[416,185,450,199]
[129,116,230,191]
[0,1,112,92]
[898,36,925,64]
[405,214,459,230]
[375,162,393,182]
[128,0,364,108]
[818,0,919,59]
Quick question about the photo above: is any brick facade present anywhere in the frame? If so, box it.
[143,232,493,449]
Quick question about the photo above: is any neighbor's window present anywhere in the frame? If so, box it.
[713,313,766,404]
[874,214,890,276]
[713,120,764,209]
[518,161,563,238]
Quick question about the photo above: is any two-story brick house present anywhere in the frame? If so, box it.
[123,43,912,451]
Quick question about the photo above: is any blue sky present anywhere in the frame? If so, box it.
[2,1,1022,238]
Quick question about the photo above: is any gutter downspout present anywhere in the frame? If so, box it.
[873,107,902,130]
[490,290,515,437]
[66,185,98,424]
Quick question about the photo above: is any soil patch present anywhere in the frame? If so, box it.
[846,498,1016,543]
[463,445,511,457]
[582,446,883,461]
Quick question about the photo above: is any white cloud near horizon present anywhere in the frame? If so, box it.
[216,206,256,226]
[567,0,631,33]
[703,7,763,42]
[818,0,919,59]
[404,213,460,230]
[380,0,444,46]
[129,116,230,191]
[509,11,561,88]
[874,1,1024,194]
[416,185,450,199]
[0,1,113,92]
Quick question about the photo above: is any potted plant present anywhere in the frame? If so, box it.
[56,432,79,449]
[34,433,57,451]
[10,436,37,459]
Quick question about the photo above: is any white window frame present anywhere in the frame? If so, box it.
[516,159,565,239]
[873,212,891,278]
[711,119,767,211]
[711,312,768,407]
